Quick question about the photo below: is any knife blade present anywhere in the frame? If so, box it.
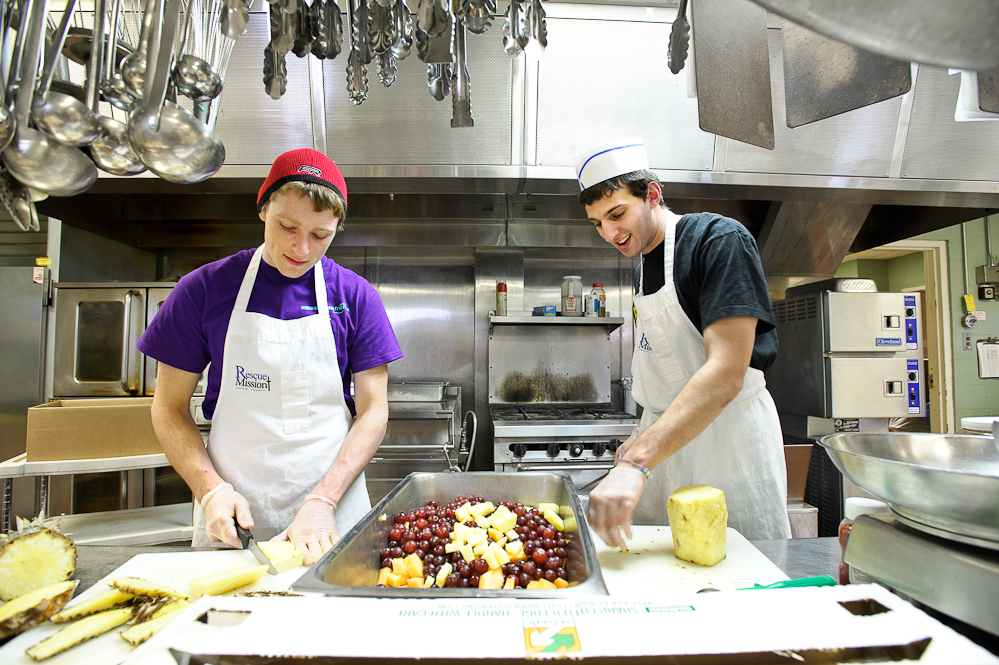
[235,524,279,575]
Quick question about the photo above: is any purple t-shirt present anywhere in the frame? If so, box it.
[137,249,403,419]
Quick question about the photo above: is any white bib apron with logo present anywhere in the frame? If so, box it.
[630,218,791,540]
[192,247,370,546]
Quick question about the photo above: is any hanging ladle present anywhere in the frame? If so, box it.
[0,0,17,152]
[32,0,102,147]
[120,0,159,96]
[90,0,147,175]
[127,0,225,183]
[102,0,139,111]
[171,0,223,102]
[1,0,97,197]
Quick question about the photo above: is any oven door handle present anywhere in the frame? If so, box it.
[515,464,612,472]
[376,444,454,453]
[121,290,142,395]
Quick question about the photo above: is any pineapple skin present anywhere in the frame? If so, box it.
[0,580,78,639]
[0,527,77,602]
[666,485,728,567]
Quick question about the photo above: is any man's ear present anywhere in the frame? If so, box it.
[647,181,662,208]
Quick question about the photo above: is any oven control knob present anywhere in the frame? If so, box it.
[569,443,584,457]
[512,443,527,458]
[592,440,606,457]
[608,438,622,453]
[546,442,561,457]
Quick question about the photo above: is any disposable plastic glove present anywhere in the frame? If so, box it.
[201,482,253,549]
[587,465,648,550]
[274,495,339,565]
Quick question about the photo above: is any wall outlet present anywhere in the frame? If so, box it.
[963,332,973,350]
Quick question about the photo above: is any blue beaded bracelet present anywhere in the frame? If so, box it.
[616,458,651,482]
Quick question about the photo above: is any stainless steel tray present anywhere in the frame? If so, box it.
[386,382,448,402]
[818,432,999,549]
[292,472,609,597]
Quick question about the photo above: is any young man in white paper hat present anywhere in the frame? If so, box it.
[575,138,791,544]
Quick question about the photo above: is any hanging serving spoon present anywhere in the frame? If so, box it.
[450,17,472,127]
[0,166,38,232]
[127,0,225,182]
[1,0,97,197]
[220,0,249,38]
[120,0,159,95]
[101,0,139,110]
[0,0,16,152]
[171,0,223,101]
[667,0,689,74]
[32,0,102,147]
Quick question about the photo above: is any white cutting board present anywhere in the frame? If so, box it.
[0,550,314,665]
[594,525,789,595]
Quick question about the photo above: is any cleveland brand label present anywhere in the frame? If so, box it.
[299,165,322,177]
[875,337,902,347]
[235,366,272,391]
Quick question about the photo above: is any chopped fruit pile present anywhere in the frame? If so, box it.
[375,495,572,591]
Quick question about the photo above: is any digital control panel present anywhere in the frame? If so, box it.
[907,358,921,414]
[904,295,918,350]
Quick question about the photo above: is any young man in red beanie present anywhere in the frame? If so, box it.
[139,149,403,564]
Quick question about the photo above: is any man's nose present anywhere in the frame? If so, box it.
[292,235,310,256]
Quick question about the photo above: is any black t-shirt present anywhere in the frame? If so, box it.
[633,212,779,372]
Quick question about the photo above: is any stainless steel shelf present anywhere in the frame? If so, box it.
[489,315,625,332]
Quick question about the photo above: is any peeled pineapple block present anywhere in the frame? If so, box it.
[666,485,728,567]
[256,541,305,573]
[187,564,269,599]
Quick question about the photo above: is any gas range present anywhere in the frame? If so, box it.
[491,403,639,467]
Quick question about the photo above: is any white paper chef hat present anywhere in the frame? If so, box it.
[573,138,650,191]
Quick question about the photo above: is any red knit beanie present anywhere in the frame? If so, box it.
[257,149,347,212]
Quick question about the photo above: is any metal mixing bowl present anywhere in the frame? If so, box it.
[818,432,999,548]
[292,472,609,597]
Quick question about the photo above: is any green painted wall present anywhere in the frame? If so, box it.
[914,216,999,426]
[887,253,925,292]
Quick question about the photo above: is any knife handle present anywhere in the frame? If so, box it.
[234,523,252,550]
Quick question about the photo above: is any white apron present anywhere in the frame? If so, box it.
[192,247,371,546]
[630,217,791,540]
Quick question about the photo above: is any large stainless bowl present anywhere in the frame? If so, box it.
[817,432,999,549]
[293,472,609,597]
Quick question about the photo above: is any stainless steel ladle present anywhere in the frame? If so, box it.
[101,0,139,111]
[120,0,159,96]
[127,0,224,183]
[171,1,223,102]
[90,0,147,175]
[0,0,98,197]
[32,0,102,147]
[0,0,17,152]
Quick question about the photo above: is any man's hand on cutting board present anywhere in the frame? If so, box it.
[202,482,254,548]
[275,495,340,565]
[587,465,647,549]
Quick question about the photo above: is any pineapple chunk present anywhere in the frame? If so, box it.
[444,542,461,554]
[487,528,503,542]
[469,501,495,517]
[0,580,77,639]
[474,513,492,529]
[187,564,269,599]
[435,562,453,588]
[0,519,77,601]
[502,576,516,590]
[119,603,186,647]
[466,531,488,547]
[490,511,517,533]
[385,572,405,588]
[554,578,569,589]
[666,485,728,567]
[26,607,132,661]
[459,544,474,563]
[105,577,188,600]
[50,589,134,623]
[471,542,489,557]
[455,503,473,522]
[403,553,424,579]
[406,578,423,589]
[543,509,564,531]
[492,546,510,565]
[376,568,392,586]
[537,502,559,514]
[255,541,305,573]
[483,550,500,570]
[526,578,557,590]
[422,576,435,589]
[504,529,520,541]
[391,557,407,576]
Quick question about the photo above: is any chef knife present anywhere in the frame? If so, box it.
[235,524,279,575]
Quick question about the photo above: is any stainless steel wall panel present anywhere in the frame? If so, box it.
[901,66,999,182]
[321,22,513,165]
[211,15,316,164]
[331,220,506,246]
[725,30,901,177]
[535,18,714,171]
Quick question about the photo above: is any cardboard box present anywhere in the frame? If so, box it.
[26,398,162,461]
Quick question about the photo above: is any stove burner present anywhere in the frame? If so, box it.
[489,403,636,422]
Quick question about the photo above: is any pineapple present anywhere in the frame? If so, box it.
[0,580,77,639]
[50,589,134,623]
[119,602,188,647]
[0,513,77,602]
[666,485,728,567]
[25,607,133,661]
[187,564,269,599]
[103,577,188,600]
[256,541,305,573]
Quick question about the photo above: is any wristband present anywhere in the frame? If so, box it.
[616,458,651,483]
[304,494,338,512]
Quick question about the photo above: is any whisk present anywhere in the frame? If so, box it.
[177,0,236,129]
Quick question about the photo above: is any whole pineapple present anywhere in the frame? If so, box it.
[0,512,77,602]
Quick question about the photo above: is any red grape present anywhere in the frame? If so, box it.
[532,549,547,565]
